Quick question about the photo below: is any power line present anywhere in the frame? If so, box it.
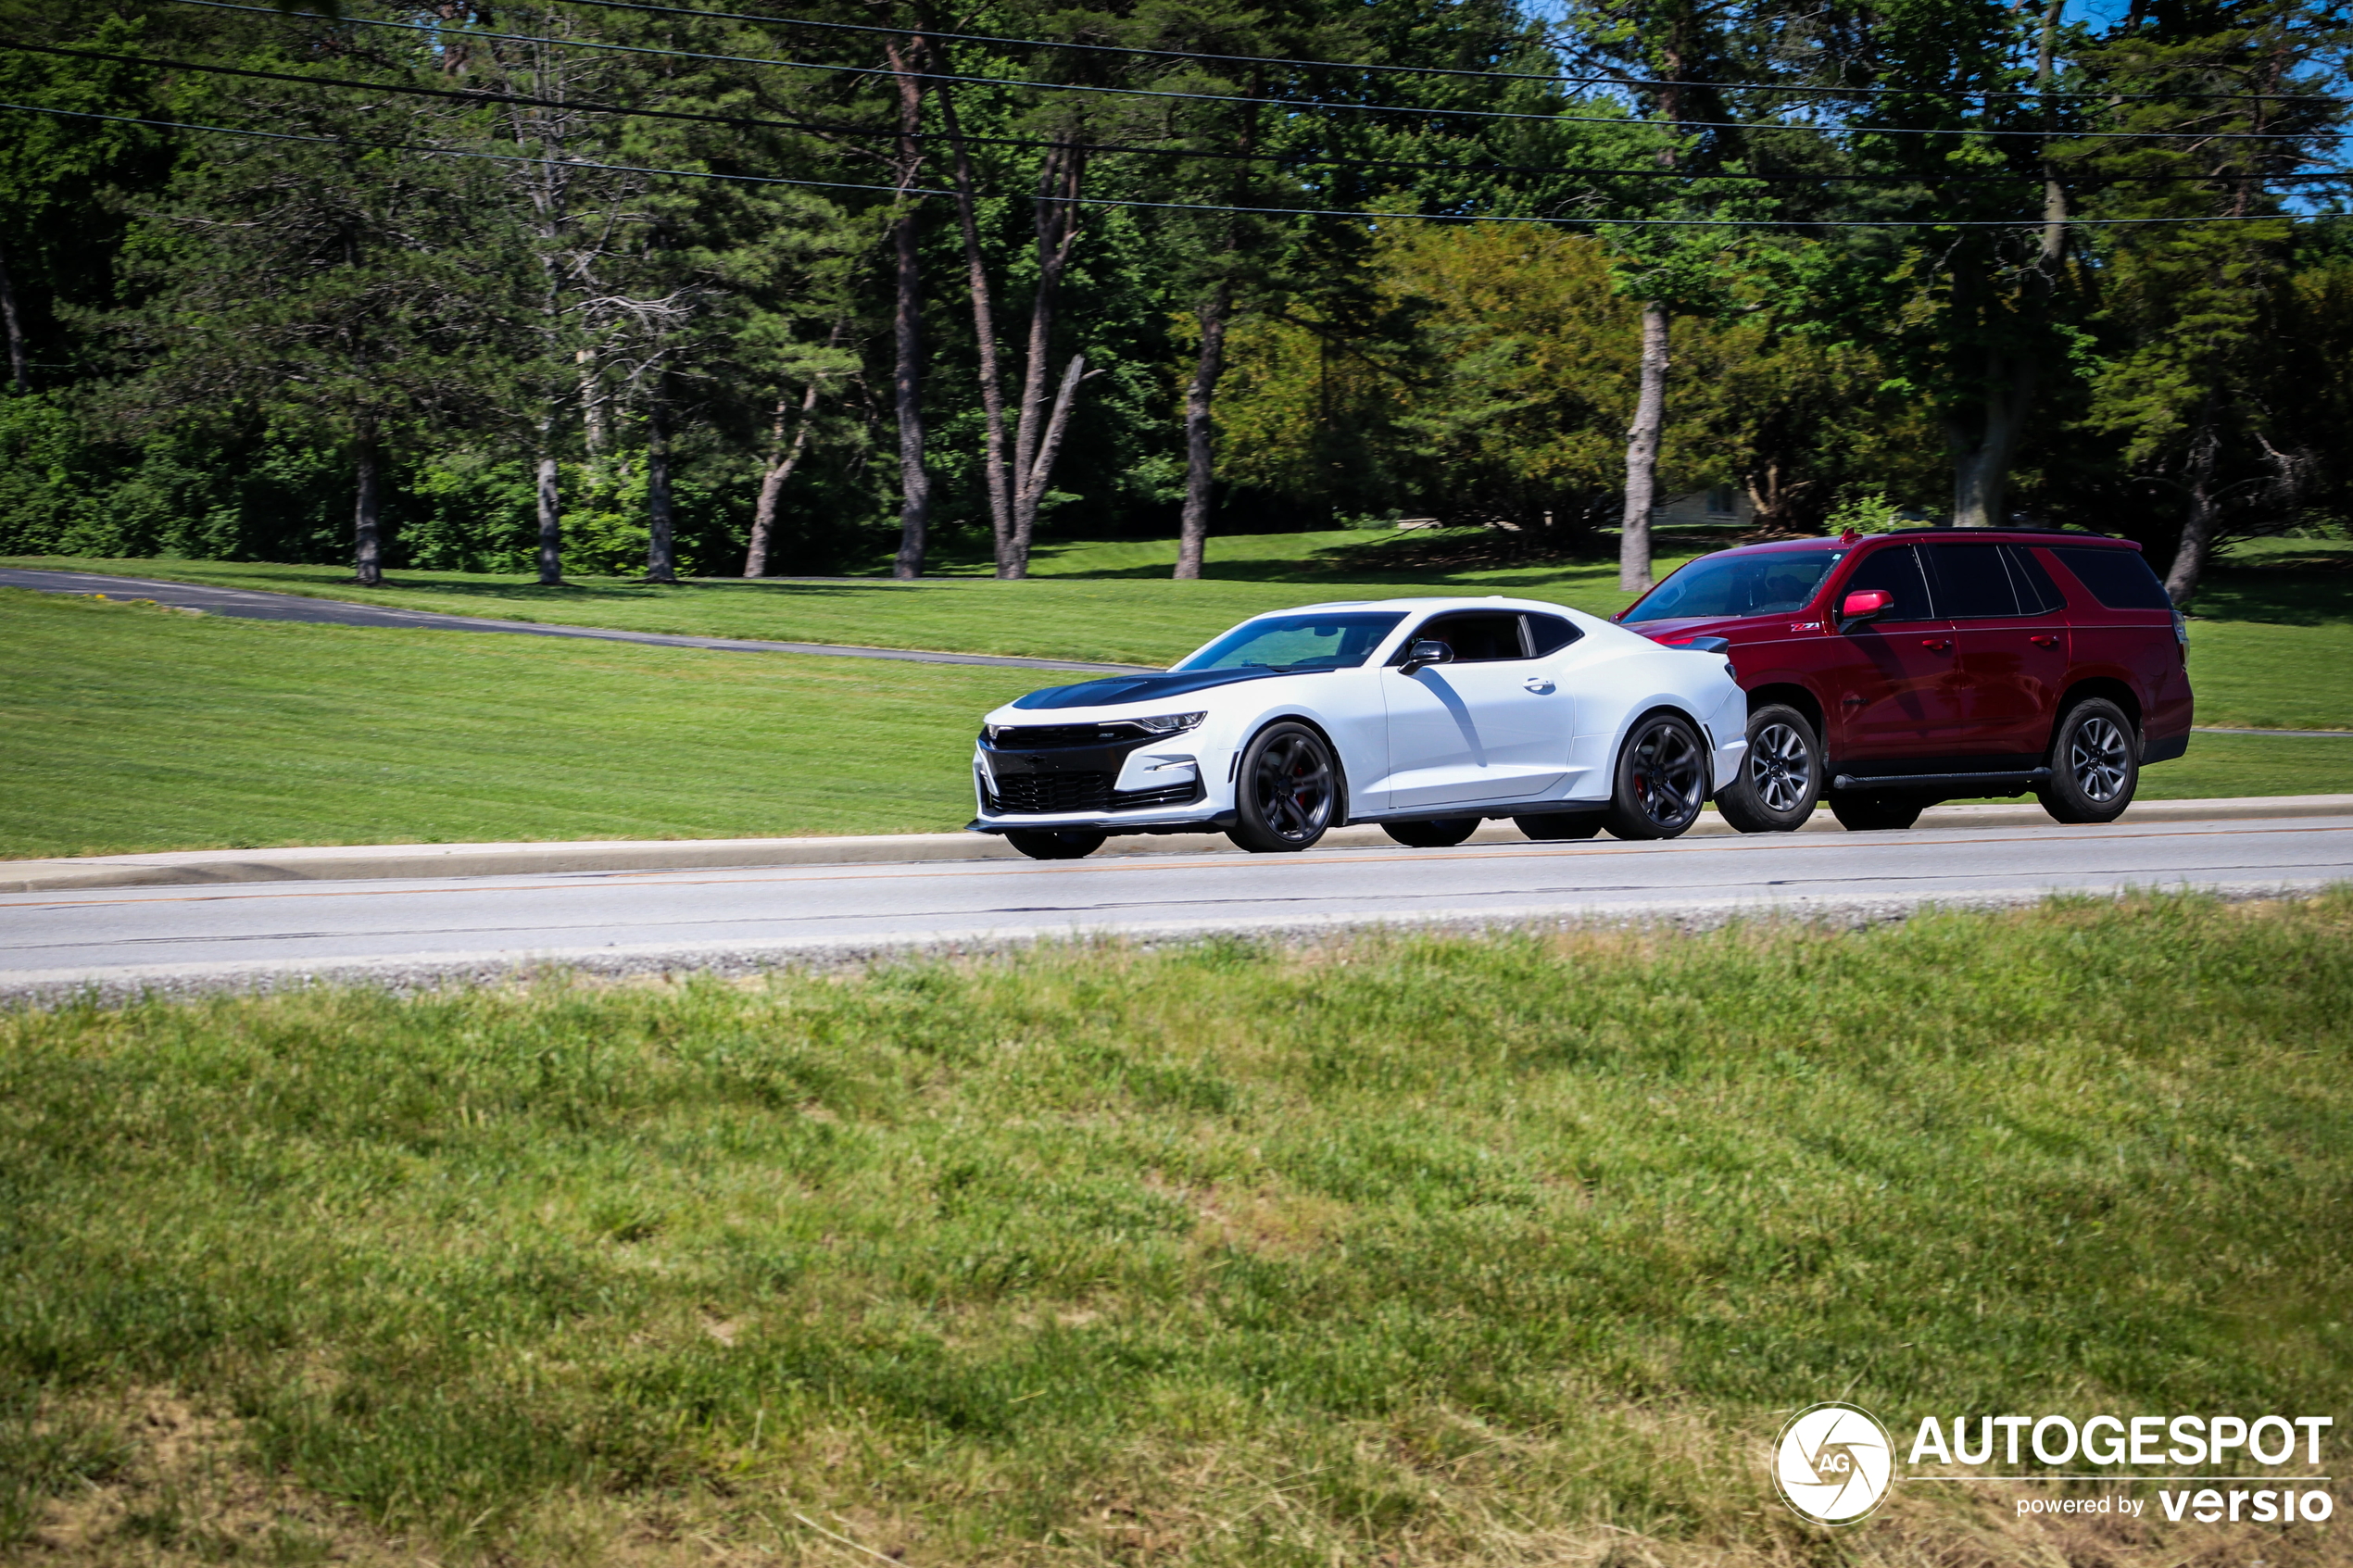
[41,42,2342,191]
[3,98,2336,228]
[545,0,2346,107]
[163,0,2343,143]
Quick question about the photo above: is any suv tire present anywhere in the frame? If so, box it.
[1383,818,1478,848]
[1717,704,1821,834]
[1005,828,1107,860]
[1828,794,1924,833]
[1228,721,1340,853]
[2038,697,2138,824]
[1602,712,1709,840]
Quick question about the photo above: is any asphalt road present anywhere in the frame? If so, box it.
[6,811,2347,1003]
[0,567,1142,672]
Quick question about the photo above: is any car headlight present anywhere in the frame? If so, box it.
[1134,711,1206,734]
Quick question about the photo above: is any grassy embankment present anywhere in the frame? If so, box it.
[4,894,2349,1565]
[3,532,2345,859]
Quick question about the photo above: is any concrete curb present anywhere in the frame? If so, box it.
[9,796,2351,894]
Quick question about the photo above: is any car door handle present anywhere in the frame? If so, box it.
[2030,633,2059,647]
[1523,677,1555,694]
[1919,638,1953,653]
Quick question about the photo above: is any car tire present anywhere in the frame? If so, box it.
[1382,818,1479,848]
[1716,704,1821,834]
[1004,828,1109,860]
[1227,721,1340,853]
[2037,697,2139,824]
[1601,711,1709,840]
[1827,794,1924,832]
[1514,813,1603,841]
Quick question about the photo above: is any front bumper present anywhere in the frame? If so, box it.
[970,734,1227,834]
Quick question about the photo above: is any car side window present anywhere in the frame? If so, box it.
[1841,546,1936,622]
[1524,612,1581,656]
[1924,543,2021,618]
[2002,546,2067,614]
[1397,610,1527,663]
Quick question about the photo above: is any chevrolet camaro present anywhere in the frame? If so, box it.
[970,596,1748,859]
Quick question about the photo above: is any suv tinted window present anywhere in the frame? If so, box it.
[1925,543,2021,618]
[2002,546,2066,614]
[2051,546,2172,610]
[1525,612,1581,655]
[1403,610,1526,662]
[1842,546,1936,621]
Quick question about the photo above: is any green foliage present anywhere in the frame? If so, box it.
[1,895,2347,1559]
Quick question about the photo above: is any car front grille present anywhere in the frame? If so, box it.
[985,773,1202,816]
[988,721,1151,747]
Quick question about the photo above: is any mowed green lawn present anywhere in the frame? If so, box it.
[1,590,1037,859]
[4,580,2347,860]
[4,897,2348,1564]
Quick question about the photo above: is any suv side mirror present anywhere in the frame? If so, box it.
[1838,588,1894,631]
[1399,638,1453,674]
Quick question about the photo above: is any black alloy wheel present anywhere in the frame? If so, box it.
[1827,794,1924,832]
[1382,817,1479,848]
[1514,813,1604,841]
[1228,721,1340,853]
[1602,712,1709,840]
[1717,704,1822,834]
[2036,697,2139,824]
[1005,828,1109,860]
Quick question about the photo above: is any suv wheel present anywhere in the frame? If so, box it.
[1228,721,1340,853]
[1382,818,1478,848]
[1717,704,1821,833]
[1005,828,1107,860]
[1828,794,1924,832]
[2037,698,2138,824]
[1602,712,1708,840]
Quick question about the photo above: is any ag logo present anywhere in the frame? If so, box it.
[1771,1402,1895,1524]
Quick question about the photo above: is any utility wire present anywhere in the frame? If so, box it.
[35,43,2342,189]
[540,0,2347,107]
[3,98,2337,228]
[158,0,2345,142]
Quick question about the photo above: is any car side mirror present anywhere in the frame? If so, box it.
[1399,638,1453,674]
[1839,588,1894,631]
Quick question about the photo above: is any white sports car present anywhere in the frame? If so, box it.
[970,596,1748,859]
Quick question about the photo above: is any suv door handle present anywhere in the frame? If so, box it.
[1919,638,1953,653]
[1523,677,1555,694]
[2030,633,2059,647]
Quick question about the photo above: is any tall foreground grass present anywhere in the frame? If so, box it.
[4,895,2349,1564]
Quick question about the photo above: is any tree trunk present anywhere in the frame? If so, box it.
[2164,400,2222,606]
[1947,356,2036,528]
[535,421,563,585]
[931,73,1013,573]
[579,345,608,456]
[352,430,384,588]
[1174,279,1231,582]
[887,42,930,581]
[1014,354,1089,556]
[1007,144,1088,578]
[0,238,26,393]
[746,379,821,577]
[1619,304,1668,594]
[645,389,677,583]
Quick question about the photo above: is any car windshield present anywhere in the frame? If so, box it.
[1176,611,1406,671]
[1622,548,1846,623]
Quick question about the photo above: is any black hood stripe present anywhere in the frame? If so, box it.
[1009,665,1318,711]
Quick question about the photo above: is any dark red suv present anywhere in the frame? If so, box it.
[1617,529,2193,831]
